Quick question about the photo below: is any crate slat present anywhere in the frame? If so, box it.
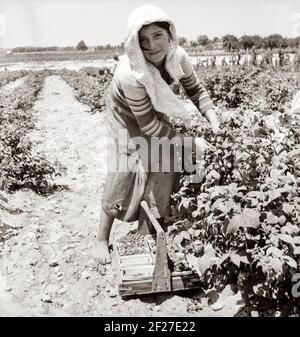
[121,264,154,280]
[118,273,202,296]
[119,254,153,266]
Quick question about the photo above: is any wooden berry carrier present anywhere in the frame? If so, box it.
[112,201,202,297]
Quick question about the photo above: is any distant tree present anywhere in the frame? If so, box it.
[287,37,298,48]
[197,35,210,46]
[232,41,241,51]
[252,35,264,48]
[240,35,255,51]
[190,40,198,48]
[178,37,187,46]
[294,36,300,48]
[12,47,25,53]
[265,34,283,50]
[61,46,74,51]
[222,34,240,51]
[11,46,59,53]
[280,37,289,49]
[76,40,88,51]
[213,37,219,43]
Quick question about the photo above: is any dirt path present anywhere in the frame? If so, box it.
[0,76,243,317]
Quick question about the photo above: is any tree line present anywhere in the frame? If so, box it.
[10,40,123,53]
[9,34,300,53]
[179,34,300,51]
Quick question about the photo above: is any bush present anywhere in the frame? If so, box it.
[76,40,88,51]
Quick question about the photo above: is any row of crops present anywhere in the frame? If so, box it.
[0,70,65,195]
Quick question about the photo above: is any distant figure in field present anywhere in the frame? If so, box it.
[265,48,273,65]
[237,51,241,65]
[279,48,284,67]
[221,57,227,66]
[250,48,257,66]
[294,42,300,71]
[211,55,216,67]
[285,53,291,66]
[231,54,236,66]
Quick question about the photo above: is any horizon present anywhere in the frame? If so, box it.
[1,0,300,49]
[1,33,300,50]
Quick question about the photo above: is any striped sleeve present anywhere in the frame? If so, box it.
[179,48,215,115]
[121,80,177,139]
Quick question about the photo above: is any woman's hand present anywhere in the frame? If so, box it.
[204,108,221,134]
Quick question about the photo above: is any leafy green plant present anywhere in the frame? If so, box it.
[58,68,113,113]
[195,66,297,111]
[0,70,29,89]
[169,94,300,315]
[0,70,66,195]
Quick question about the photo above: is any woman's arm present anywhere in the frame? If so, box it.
[178,47,220,132]
[121,79,205,152]
[121,79,177,139]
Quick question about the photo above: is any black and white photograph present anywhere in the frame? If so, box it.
[0,0,300,319]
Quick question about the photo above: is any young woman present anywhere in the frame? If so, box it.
[95,4,220,264]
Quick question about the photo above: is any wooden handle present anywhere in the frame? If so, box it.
[140,200,171,292]
[140,200,164,234]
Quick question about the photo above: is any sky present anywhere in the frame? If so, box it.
[0,0,300,48]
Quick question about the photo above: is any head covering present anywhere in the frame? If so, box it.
[124,4,192,128]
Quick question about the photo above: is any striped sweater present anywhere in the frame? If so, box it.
[109,46,214,139]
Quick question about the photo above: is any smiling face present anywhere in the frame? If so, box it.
[139,23,171,67]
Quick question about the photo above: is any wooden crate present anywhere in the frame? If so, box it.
[112,200,202,297]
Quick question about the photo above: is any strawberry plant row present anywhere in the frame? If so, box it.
[0,70,65,195]
[0,70,29,89]
[58,68,112,113]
